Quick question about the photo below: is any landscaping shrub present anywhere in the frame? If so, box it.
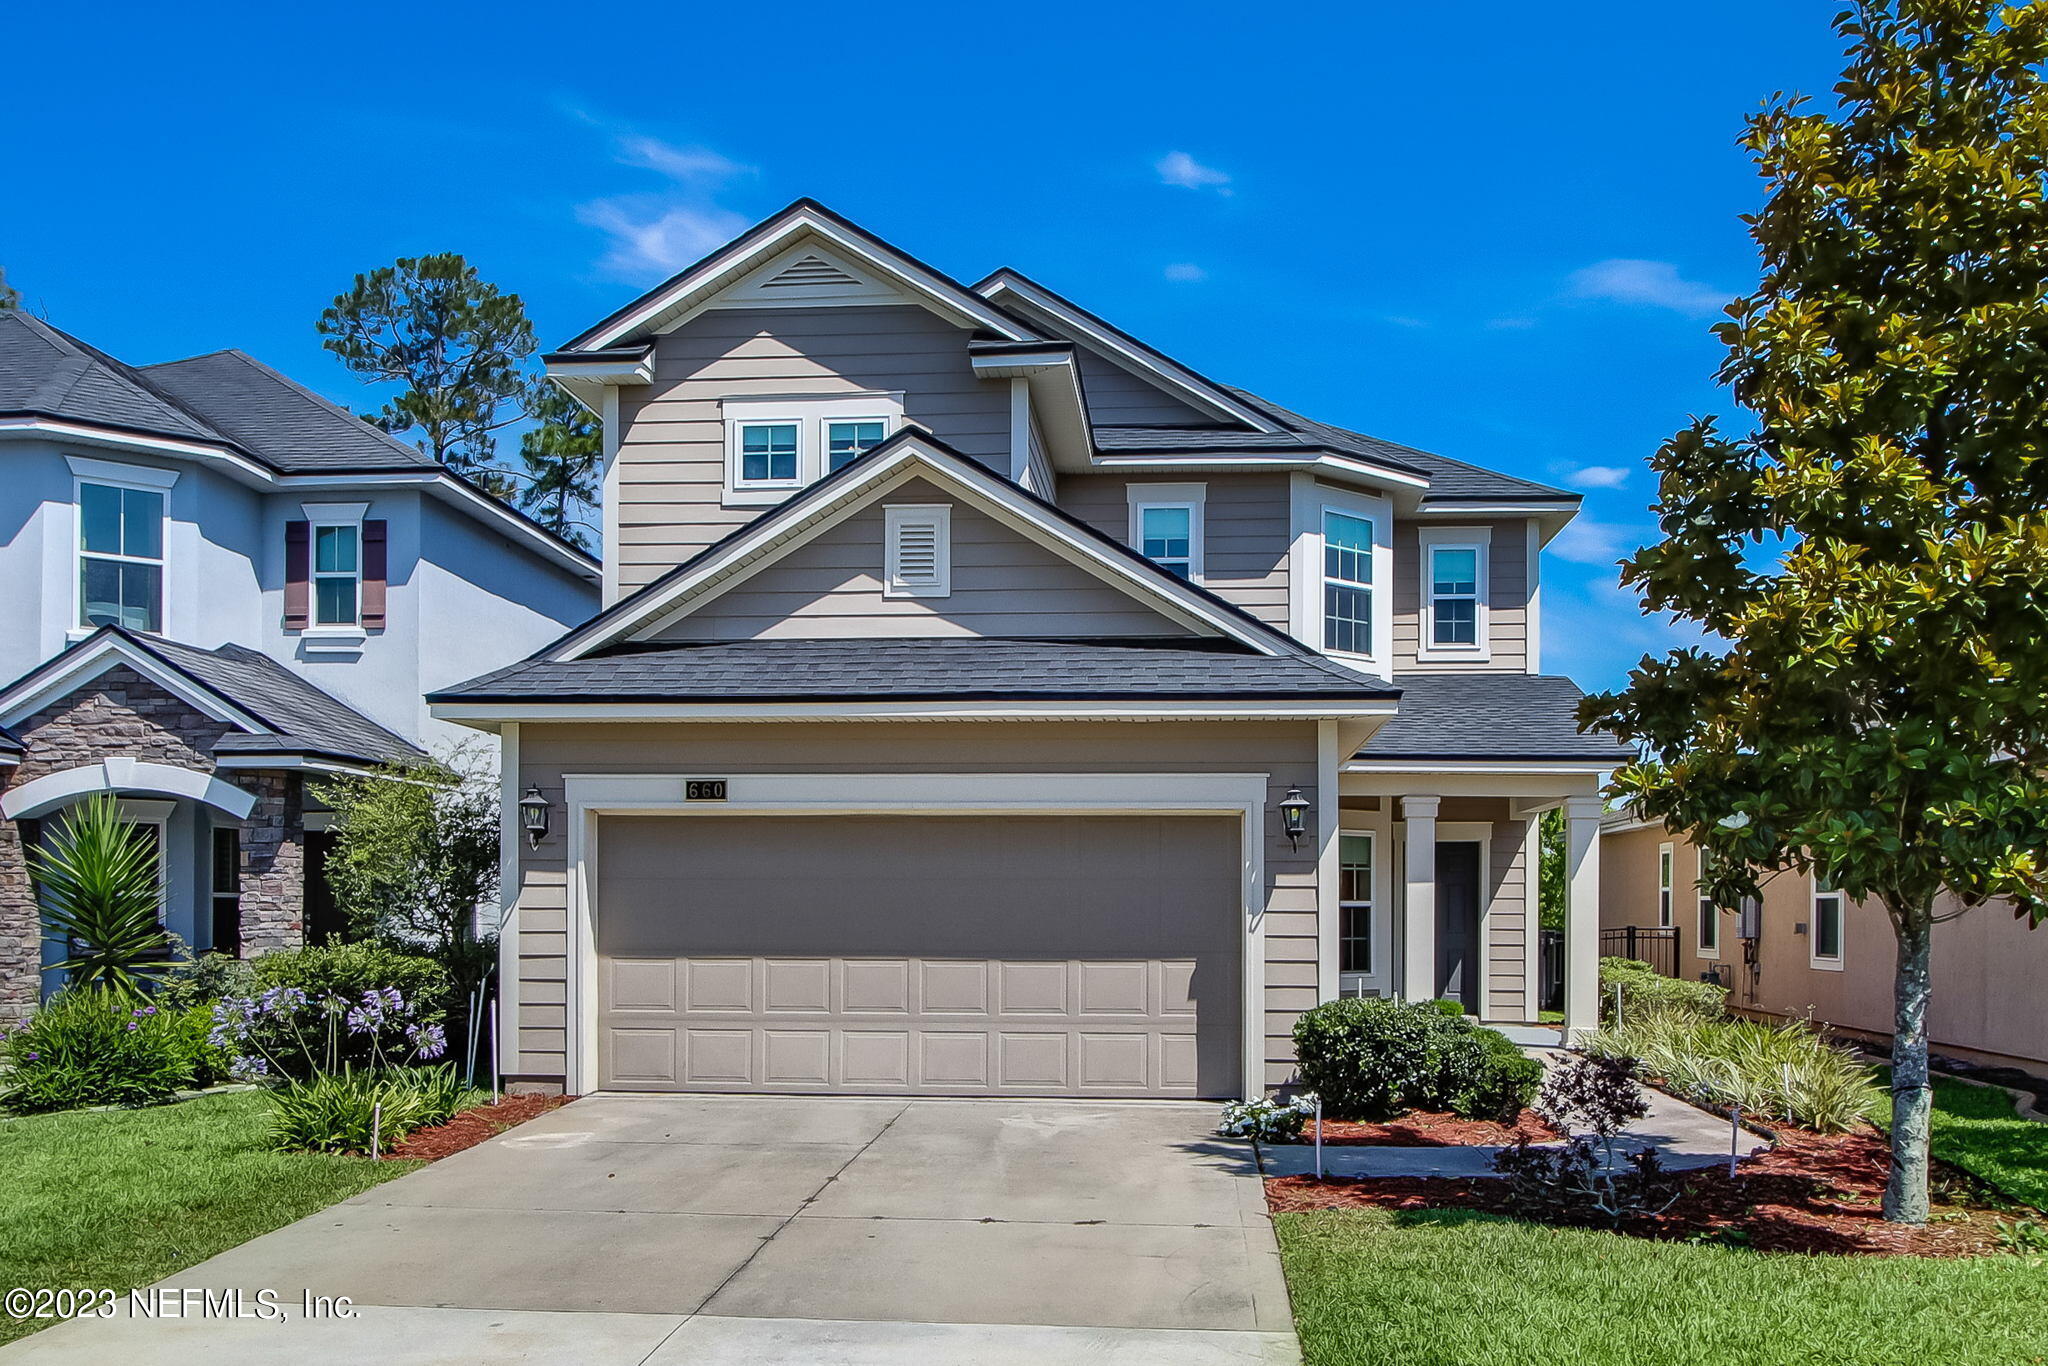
[1494,1052,1682,1227]
[29,794,182,1001]
[266,1063,470,1154]
[1586,1011,1881,1133]
[1294,998,1542,1122]
[1599,956,1726,1023]
[155,952,254,1012]
[1,989,206,1113]
[1217,1095,1317,1142]
[211,942,450,1079]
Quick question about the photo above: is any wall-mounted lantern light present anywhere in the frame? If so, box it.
[1278,785,1311,851]
[518,786,551,848]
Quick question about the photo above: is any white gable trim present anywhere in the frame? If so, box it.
[976,272,1279,433]
[0,759,257,821]
[0,633,270,735]
[570,205,1037,350]
[709,241,911,310]
[553,436,1303,660]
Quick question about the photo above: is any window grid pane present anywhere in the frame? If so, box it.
[741,424,799,482]
[1434,598,1477,645]
[827,420,887,472]
[1339,834,1373,975]
[1322,512,1373,654]
[315,576,357,626]
[315,525,358,574]
[1431,547,1477,595]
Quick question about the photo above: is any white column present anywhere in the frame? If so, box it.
[1564,795,1604,1042]
[1315,720,1341,1002]
[1402,796,1440,1002]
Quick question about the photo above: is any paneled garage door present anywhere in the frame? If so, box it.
[593,813,1241,1097]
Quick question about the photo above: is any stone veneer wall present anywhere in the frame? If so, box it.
[0,666,304,1026]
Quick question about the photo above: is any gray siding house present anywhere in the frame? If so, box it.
[432,201,1625,1100]
[0,315,598,1022]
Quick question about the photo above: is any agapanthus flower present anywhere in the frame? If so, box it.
[231,1053,270,1078]
[406,1022,447,1061]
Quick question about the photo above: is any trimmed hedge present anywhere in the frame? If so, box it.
[1292,998,1542,1122]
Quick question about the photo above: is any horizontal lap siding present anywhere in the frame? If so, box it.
[1486,819,1530,1020]
[509,720,1321,1092]
[1392,518,1530,672]
[614,306,1011,595]
[653,478,1191,641]
[1058,473,1292,631]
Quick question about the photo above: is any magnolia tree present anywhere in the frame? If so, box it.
[1582,0,2048,1224]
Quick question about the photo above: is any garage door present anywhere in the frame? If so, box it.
[594,813,1241,1097]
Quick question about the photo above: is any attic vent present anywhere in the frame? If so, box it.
[762,253,863,291]
[885,504,952,599]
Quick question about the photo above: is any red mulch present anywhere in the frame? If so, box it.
[1267,1123,2015,1257]
[385,1093,576,1161]
[1309,1108,1560,1146]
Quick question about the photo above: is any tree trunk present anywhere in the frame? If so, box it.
[1884,906,1934,1224]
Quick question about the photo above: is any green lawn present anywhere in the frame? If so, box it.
[1276,1208,2048,1366]
[1878,1070,2048,1210]
[0,1090,417,1346]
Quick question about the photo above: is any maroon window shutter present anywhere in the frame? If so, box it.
[361,520,388,630]
[283,520,310,630]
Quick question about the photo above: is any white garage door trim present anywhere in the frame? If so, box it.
[558,772,1270,1099]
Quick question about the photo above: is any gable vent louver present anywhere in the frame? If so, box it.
[884,504,952,599]
[763,253,864,291]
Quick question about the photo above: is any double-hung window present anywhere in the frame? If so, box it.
[1417,527,1491,661]
[78,480,166,633]
[1811,878,1845,969]
[1339,832,1375,986]
[1127,485,1206,582]
[724,395,904,501]
[313,524,360,626]
[1323,511,1375,655]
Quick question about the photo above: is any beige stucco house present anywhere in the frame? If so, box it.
[432,201,1628,1099]
[1602,815,2048,1072]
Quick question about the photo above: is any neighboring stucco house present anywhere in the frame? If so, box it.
[432,201,1629,1100]
[1601,815,2048,1072]
[0,313,599,1023]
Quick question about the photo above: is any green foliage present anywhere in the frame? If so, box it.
[154,952,254,1012]
[1293,998,1540,1121]
[1578,1,2048,1221]
[223,942,450,1079]
[1586,1012,1882,1134]
[1599,957,1727,1023]
[0,267,18,310]
[1539,808,1565,930]
[1876,1068,2048,1210]
[519,382,602,550]
[265,1064,470,1154]
[29,794,180,1001]
[1,989,211,1114]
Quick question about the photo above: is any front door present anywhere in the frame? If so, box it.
[1435,841,1482,1012]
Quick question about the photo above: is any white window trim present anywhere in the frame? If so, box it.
[1416,526,1492,663]
[883,503,951,599]
[113,797,173,919]
[721,393,904,506]
[1658,842,1674,928]
[1337,827,1377,995]
[1292,477,1394,674]
[1695,849,1722,961]
[1127,482,1207,582]
[1810,880,1846,970]
[300,502,370,641]
[70,457,176,639]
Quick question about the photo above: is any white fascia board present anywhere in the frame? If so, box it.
[1090,452,1432,495]
[579,211,1036,350]
[432,698,1397,724]
[977,273,1278,432]
[558,438,1301,660]
[542,354,654,386]
[0,418,272,486]
[969,353,1091,469]
[1345,757,1616,773]
[0,635,270,734]
[211,754,385,776]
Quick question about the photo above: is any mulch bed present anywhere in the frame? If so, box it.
[1267,1123,2017,1257]
[1308,1108,1560,1146]
[385,1093,576,1161]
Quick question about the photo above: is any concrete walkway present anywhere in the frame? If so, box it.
[1257,1079,1770,1179]
[2,1095,1298,1366]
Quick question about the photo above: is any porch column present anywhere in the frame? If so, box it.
[1563,796,1604,1041]
[1401,796,1440,1002]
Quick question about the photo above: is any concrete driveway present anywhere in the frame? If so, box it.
[4,1095,1298,1365]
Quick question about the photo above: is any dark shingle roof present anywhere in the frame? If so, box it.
[1354,672,1631,762]
[140,351,437,473]
[131,634,424,766]
[0,313,225,445]
[432,637,1398,704]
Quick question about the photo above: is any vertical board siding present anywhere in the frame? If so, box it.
[1391,518,1531,672]
[613,306,1011,593]
[1058,473,1292,630]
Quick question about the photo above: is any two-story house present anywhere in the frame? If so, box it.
[431,201,1627,1101]
[0,312,598,1022]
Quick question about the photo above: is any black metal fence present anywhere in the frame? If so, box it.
[1536,929,1565,1013]
[1600,925,1679,977]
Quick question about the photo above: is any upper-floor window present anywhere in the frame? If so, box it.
[1323,511,1374,655]
[1127,484,1206,582]
[1417,527,1491,663]
[314,524,360,626]
[78,480,165,633]
[723,394,904,504]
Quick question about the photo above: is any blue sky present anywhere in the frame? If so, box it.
[3,2,1852,690]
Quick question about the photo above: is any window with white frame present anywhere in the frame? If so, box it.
[1323,510,1375,655]
[312,523,361,626]
[723,395,904,500]
[1127,485,1206,582]
[1417,526,1491,662]
[1810,878,1845,968]
[1339,832,1374,980]
[1658,842,1675,928]
[1696,848,1721,957]
[78,480,166,633]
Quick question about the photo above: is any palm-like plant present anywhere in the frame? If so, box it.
[30,793,180,1001]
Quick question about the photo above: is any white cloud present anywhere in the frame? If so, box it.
[1564,464,1632,490]
[1163,262,1208,283]
[1156,151,1231,192]
[577,199,750,280]
[615,135,746,183]
[1548,516,1639,566]
[1568,259,1728,317]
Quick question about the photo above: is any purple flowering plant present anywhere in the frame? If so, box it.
[212,982,447,1083]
